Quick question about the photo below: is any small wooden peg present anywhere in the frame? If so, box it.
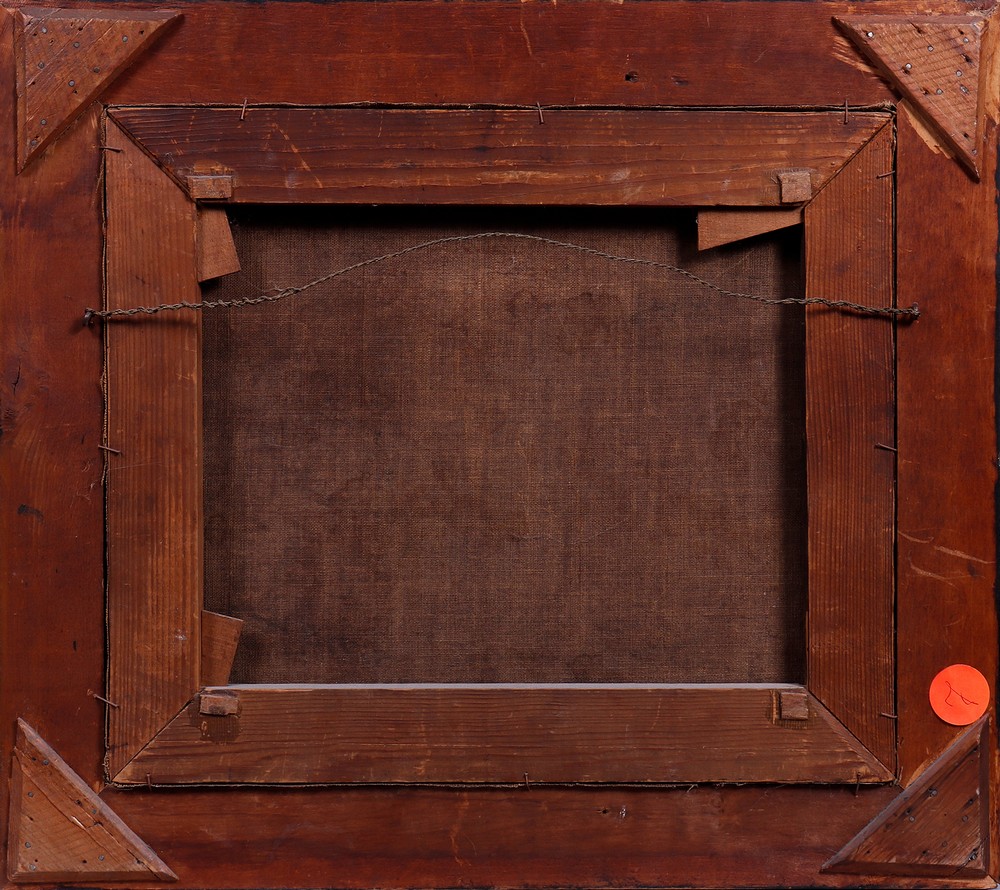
[777,170,813,203]
[199,691,241,717]
[779,690,811,720]
[185,173,234,200]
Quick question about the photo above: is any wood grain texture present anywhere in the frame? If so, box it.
[824,719,988,877]
[105,118,202,781]
[109,107,889,206]
[896,102,998,785]
[101,783,999,890]
[8,721,176,883]
[697,208,803,250]
[114,685,891,785]
[195,208,239,283]
[0,6,106,850]
[13,6,179,170]
[836,15,987,177]
[804,123,896,772]
[81,1,983,110]
[199,611,242,688]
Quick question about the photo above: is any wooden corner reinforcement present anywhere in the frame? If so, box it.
[835,14,988,178]
[822,718,989,878]
[7,719,177,883]
[13,6,181,171]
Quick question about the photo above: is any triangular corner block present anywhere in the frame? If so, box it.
[7,719,177,883]
[14,6,181,171]
[835,14,987,178]
[822,718,989,878]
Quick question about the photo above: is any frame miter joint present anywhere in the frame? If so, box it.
[822,717,989,878]
[7,719,177,883]
[834,14,987,178]
[14,6,181,171]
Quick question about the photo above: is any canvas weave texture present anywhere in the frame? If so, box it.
[203,207,807,684]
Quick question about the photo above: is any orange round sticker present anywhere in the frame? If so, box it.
[929,664,990,725]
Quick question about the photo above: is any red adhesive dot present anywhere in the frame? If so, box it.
[929,664,990,725]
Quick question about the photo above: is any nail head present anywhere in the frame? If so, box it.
[865,30,874,38]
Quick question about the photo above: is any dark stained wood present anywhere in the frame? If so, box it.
[13,7,179,170]
[836,15,987,177]
[194,209,240,283]
[2,2,999,887]
[199,611,242,687]
[697,208,802,251]
[87,1,984,110]
[101,784,999,890]
[896,101,999,785]
[115,685,891,786]
[824,719,988,877]
[0,5,106,835]
[804,123,896,772]
[110,107,889,206]
[104,118,202,780]
[8,721,176,883]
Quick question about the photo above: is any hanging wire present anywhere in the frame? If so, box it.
[84,231,918,324]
